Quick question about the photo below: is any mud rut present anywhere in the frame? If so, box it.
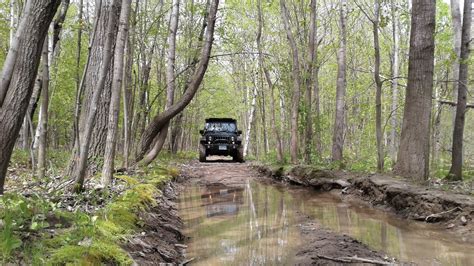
[178,160,392,265]
[138,159,472,265]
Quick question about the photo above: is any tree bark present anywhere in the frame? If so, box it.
[52,0,70,55]
[373,0,384,172]
[140,0,179,165]
[304,0,317,163]
[102,0,132,186]
[0,0,61,194]
[394,0,436,180]
[256,0,283,162]
[332,0,347,164]
[390,0,400,163]
[0,1,33,106]
[37,38,50,179]
[280,0,301,164]
[450,0,462,118]
[447,0,472,181]
[135,0,219,163]
[73,0,121,192]
[69,0,120,177]
[244,84,257,157]
[73,0,84,149]
[9,0,17,46]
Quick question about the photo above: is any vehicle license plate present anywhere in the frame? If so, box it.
[219,145,227,150]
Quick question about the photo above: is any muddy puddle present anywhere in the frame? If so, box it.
[177,180,474,265]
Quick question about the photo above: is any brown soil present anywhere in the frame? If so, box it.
[179,159,394,265]
[254,164,474,240]
[123,182,185,264]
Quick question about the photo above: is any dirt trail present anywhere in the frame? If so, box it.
[179,159,394,265]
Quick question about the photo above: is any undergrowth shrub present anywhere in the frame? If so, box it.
[1,164,174,265]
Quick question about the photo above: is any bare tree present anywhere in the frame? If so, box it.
[447,0,472,181]
[102,0,132,186]
[0,0,61,194]
[394,0,436,180]
[332,0,347,164]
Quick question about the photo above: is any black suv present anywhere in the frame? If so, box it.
[199,118,244,162]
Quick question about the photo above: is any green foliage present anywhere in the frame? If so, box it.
[0,193,55,262]
[49,240,132,265]
[0,161,175,264]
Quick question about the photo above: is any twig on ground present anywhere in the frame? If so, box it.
[180,257,195,265]
[425,207,463,223]
[317,255,391,265]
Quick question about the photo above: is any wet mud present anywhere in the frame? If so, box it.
[177,160,474,265]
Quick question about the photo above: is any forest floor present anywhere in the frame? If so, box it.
[178,159,395,265]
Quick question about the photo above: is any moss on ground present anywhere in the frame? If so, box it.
[0,159,177,265]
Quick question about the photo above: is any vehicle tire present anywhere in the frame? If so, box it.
[235,147,245,163]
[199,145,207,162]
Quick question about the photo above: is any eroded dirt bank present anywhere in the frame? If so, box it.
[254,164,474,239]
[179,160,393,265]
[124,182,185,264]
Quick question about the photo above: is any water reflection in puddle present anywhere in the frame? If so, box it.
[177,181,473,265]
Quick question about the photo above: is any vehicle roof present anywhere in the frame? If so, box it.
[205,118,236,123]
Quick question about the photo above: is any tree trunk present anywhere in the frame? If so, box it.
[69,0,120,177]
[102,0,132,186]
[244,85,257,157]
[0,0,60,194]
[450,0,462,120]
[0,1,33,106]
[256,0,283,162]
[135,0,219,163]
[37,38,50,179]
[373,0,384,172]
[447,0,472,181]
[140,0,179,165]
[9,0,17,46]
[304,0,317,163]
[122,27,134,168]
[280,0,301,164]
[332,0,347,164]
[73,0,121,192]
[394,0,436,180]
[390,0,400,163]
[52,0,70,55]
[313,65,322,157]
[72,0,84,149]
